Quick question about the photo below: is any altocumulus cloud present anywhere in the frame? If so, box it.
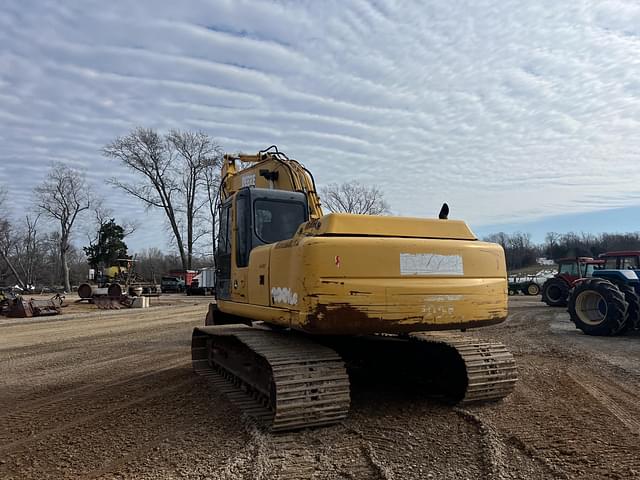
[1,0,640,249]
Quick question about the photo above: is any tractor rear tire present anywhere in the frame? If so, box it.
[541,278,569,307]
[524,282,540,296]
[568,279,628,336]
[617,284,640,333]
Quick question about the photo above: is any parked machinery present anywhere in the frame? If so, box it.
[566,251,640,336]
[191,146,517,432]
[1,292,64,318]
[78,259,159,301]
[568,271,639,336]
[540,257,604,307]
[508,276,541,296]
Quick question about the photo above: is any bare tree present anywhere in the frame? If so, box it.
[320,181,389,215]
[0,190,28,290]
[203,150,223,259]
[104,127,222,270]
[34,163,91,292]
[167,130,222,267]
[103,128,185,265]
[14,214,42,287]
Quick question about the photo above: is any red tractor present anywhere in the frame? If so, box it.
[541,257,604,307]
[564,251,640,335]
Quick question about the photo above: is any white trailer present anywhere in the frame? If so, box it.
[188,267,216,295]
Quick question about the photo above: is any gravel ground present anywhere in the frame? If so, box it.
[0,295,639,479]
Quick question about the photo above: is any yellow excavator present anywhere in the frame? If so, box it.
[192,146,516,432]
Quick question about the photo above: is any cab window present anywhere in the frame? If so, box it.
[558,262,578,276]
[621,256,639,269]
[218,204,231,254]
[254,199,306,244]
[584,264,599,277]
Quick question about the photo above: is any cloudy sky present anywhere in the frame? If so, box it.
[1,0,640,251]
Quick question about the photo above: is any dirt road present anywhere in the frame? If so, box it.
[1,296,639,479]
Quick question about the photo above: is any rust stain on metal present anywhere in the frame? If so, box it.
[303,302,506,335]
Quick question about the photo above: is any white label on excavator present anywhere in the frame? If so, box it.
[400,253,464,276]
[271,287,298,306]
[241,173,256,187]
[423,295,464,301]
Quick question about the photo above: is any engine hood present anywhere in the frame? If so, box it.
[299,213,477,240]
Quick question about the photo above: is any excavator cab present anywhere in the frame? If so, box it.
[216,187,308,301]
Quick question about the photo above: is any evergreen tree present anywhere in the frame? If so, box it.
[84,219,128,268]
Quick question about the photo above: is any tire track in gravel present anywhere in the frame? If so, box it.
[210,422,383,480]
[516,382,626,476]
[0,347,180,409]
[309,427,383,480]
[0,374,238,480]
[81,423,195,480]
[0,305,204,351]
[0,366,193,455]
[454,407,564,480]
[0,306,200,409]
[75,381,246,480]
[343,427,396,480]
[341,388,488,480]
[0,356,188,444]
[479,357,640,479]
[454,408,509,480]
[567,369,640,436]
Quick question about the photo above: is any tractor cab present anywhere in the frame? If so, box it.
[556,257,603,282]
[541,257,604,307]
[599,251,640,271]
[597,251,640,296]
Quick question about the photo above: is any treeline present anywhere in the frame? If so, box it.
[0,222,88,290]
[0,237,212,291]
[483,232,640,270]
[133,248,212,283]
[0,127,223,291]
[1,126,392,291]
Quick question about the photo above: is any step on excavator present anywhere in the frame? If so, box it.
[192,146,517,432]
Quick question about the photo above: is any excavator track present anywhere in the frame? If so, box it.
[192,325,350,432]
[409,332,518,403]
[193,326,516,432]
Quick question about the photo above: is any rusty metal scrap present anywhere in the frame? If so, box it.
[92,295,134,310]
[4,294,65,318]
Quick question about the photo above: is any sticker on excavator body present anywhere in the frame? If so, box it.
[400,253,464,276]
[271,287,298,306]
[241,173,256,187]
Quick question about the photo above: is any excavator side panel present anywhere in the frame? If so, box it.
[247,246,271,306]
